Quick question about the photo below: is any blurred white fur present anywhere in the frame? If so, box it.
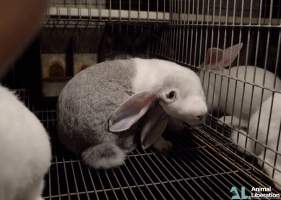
[0,86,51,200]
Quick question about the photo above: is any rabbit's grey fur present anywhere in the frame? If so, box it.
[58,59,136,155]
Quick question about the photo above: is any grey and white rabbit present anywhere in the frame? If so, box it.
[0,86,51,200]
[201,43,281,126]
[57,58,207,169]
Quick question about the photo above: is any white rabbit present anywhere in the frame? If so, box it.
[0,86,51,200]
[250,93,281,190]
[201,43,281,126]
[228,94,281,190]
[203,44,281,189]
[58,58,207,169]
[206,44,281,189]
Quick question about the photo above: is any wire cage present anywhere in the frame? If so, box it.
[3,0,281,199]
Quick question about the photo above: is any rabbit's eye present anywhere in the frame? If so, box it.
[166,91,176,100]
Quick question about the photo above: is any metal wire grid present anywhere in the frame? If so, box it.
[45,0,170,28]
[10,90,278,199]
[153,0,281,60]
[13,90,267,200]
[44,0,281,28]
[153,1,281,63]
[150,0,281,187]
[40,113,279,199]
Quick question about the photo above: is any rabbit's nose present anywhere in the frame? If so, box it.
[192,106,207,121]
[193,107,207,121]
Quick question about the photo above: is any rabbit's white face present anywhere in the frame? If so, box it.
[159,84,207,126]
[132,58,208,126]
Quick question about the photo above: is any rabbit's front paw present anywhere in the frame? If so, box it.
[153,136,173,154]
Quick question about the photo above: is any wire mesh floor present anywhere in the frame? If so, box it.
[40,110,280,200]
[12,91,279,200]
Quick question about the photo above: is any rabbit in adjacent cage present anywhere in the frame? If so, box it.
[0,86,51,200]
[201,43,281,189]
[248,94,281,190]
[229,94,281,190]
[201,43,281,127]
[57,58,207,169]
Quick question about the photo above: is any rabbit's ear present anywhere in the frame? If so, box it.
[108,92,156,132]
[140,105,169,150]
[221,43,243,67]
[205,47,223,67]
[204,43,243,70]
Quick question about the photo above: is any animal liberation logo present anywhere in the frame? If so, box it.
[230,186,280,199]
[231,186,250,199]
